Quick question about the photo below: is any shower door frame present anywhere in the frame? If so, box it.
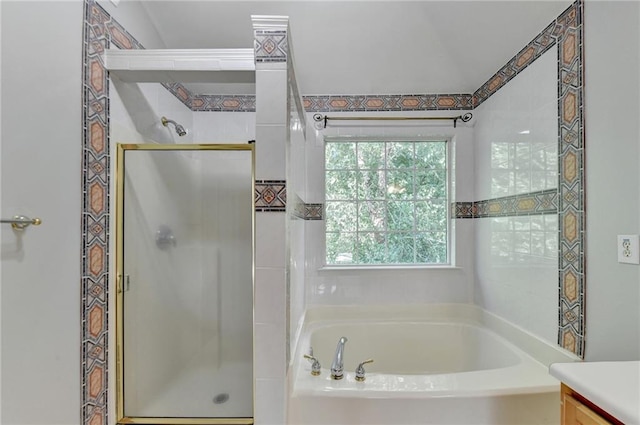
[115,143,255,425]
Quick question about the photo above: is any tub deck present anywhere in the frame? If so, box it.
[288,304,579,425]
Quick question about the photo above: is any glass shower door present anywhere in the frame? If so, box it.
[116,144,254,424]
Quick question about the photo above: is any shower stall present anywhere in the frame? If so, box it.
[115,143,254,424]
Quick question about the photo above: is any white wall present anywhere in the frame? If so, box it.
[304,112,476,306]
[0,1,83,424]
[473,49,559,345]
[584,0,640,361]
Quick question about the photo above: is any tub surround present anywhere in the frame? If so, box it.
[289,304,578,425]
[549,361,640,424]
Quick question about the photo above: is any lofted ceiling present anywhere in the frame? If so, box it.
[136,0,573,96]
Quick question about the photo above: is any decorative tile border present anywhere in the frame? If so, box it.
[82,2,130,424]
[303,203,324,220]
[255,180,287,212]
[191,94,256,112]
[453,189,558,219]
[162,82,193,110]
[302,94,472,112]
[254,30,288,63]
[556,1,585,358]
[291,194,323,220]
[473,21,558,108]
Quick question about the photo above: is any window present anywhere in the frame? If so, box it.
[325,139,449,265]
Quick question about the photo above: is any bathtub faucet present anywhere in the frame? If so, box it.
[330,336,348,380]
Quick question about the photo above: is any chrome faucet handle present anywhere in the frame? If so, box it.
[303,354,321,376]
[355,359,374,382]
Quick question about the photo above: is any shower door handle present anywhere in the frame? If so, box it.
[117,274,131,293]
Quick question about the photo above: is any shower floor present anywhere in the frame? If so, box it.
[129,360,253,419]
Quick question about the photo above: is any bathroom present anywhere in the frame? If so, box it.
[0,0,639,424]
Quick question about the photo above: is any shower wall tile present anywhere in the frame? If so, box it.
[255,212,287,268]
[255,323,287,379]
[256,71,288,125]
[256,125,286,180]
[474,48,558,201]
[255,268,286,325]
[255,378,286,425]
[192,112,256,142]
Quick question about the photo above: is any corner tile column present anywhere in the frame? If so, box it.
[252,15,290,425]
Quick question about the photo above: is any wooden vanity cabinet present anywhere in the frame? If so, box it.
[561,384,624,425]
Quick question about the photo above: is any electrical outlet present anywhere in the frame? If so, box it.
[617,235,640,264]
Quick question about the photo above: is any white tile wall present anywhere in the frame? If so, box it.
[474,49,557,200]
[254,54,290,424]
[192,112,255,143]
[473,47,559,345]
[256,125,287,180]
[256,213,287,268]
[255,378,286,425]
[256,70,289,126]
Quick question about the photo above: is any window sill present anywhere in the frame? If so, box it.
[318,265,463,272]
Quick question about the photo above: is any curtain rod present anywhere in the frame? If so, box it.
[313,112,472,129]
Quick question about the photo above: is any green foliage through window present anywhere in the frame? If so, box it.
[325,140,449,265]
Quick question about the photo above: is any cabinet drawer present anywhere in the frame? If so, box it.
[563,393,612,425]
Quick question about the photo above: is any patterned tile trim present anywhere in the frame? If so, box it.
[254,30,288,63]
[303,203,324,220]
[162,82,194,110]
[556,0,585,358]
[473,21,559,108]
[453,189,558,219]
[303,94,472,112]
[82,1,122,424]
[191,94,256,112]
[255,180,287,212]
[291,194,323,220]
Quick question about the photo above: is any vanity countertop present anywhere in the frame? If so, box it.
[549,361,640,424]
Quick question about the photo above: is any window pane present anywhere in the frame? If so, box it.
[326,232,356,264]
[357,142,385,170]
[386,170,414,200]
[356,232,386,264]
[326,142,356,169]
[325,202,356,231]
[416,232,447,263]
[358,201,386,231]
[386,201,414,231]
[357,170,386,200]
[386,142,414,169]
[416,200,447,231]
[387,232,415,263]
[326,171,356,200]
[416,170,446,199]
[415,142,446,169]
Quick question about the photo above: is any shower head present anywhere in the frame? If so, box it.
[161,116,187,137]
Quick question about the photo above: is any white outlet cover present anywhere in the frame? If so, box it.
[617,234,640,264]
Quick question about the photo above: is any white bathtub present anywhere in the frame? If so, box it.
[288,304,578,425]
